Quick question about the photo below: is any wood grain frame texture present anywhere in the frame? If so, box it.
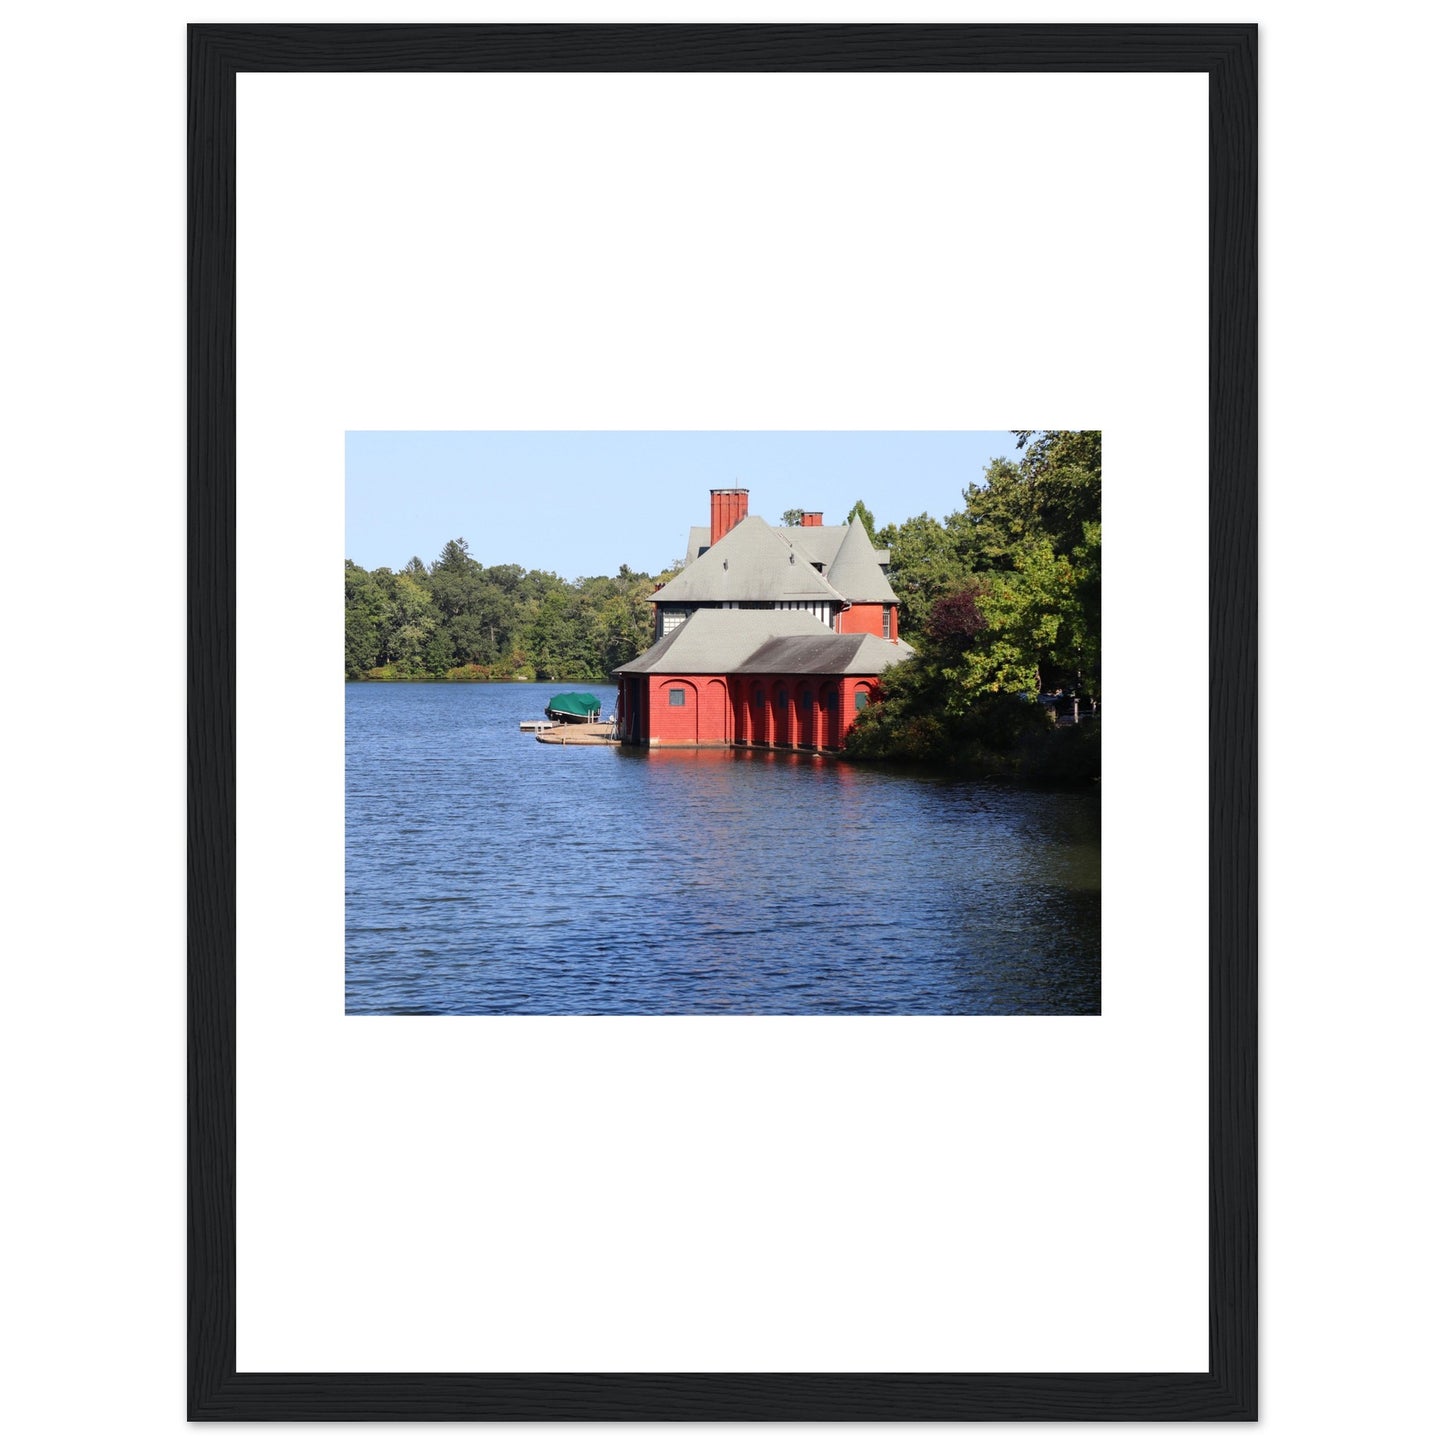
[188,22,1257,1423]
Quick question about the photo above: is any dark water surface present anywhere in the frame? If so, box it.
[346,683,1101,1015]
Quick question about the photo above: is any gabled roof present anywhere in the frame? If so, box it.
[612,608,914,678]
[823,515,899,603]
[651,514,846,605]
[687,520,890,569]
[613,608,833,675]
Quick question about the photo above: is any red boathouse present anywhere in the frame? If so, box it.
[613,490,912,749]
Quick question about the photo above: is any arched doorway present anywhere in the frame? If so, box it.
[821,685,840,749]
[748,682,767,746]
[773,683,791,747]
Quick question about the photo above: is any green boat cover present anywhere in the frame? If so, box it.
[546,691,603,719]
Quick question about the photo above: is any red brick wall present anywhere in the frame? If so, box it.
[626,671,880,748]
[838,602,896,639]
[847,678,880,730]
[648,676,700,745]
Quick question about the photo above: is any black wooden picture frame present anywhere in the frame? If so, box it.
[188,23,1256,1422]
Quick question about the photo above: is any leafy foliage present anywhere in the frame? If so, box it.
[847,499,877,539]
[847,431,1101,778]
[343,538,664,682]
[874,512,971,637]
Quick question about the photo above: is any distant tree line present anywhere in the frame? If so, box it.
[344,539,674,681]
[845,430,1102,779]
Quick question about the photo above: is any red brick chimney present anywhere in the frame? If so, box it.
[800,511,823,527]
[710,488,749,545]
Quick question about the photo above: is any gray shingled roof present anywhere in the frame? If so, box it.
[684,526,712,565]
[651,514,846,605]
[774,524,849,567]
[612,607,914,677]
[823,515,900,603]
[846,632,915,672]
[613,608,833,675]
[736,632,913,675]
[688,520,889,569]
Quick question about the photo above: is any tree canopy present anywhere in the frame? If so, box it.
[847,499,877,539]
[343,539,671,681]
[848,430,1101,776]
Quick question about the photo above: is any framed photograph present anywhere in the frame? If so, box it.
[190,23,1255,1421]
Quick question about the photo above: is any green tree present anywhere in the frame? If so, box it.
[847,499,877,539]
[344,560,392,677]
[384,571,440,671]
[428,538,490,667]
[956,430,1102,571]
[874,512,969,640]
[935,543,1082,708]
[846,431,1101,773]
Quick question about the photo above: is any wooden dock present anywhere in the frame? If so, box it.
[535,721,619,746]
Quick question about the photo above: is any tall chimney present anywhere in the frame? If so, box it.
[800,510,823,527]
[710,488,749,546]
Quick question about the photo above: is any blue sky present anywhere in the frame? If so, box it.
[345,431,1021,580]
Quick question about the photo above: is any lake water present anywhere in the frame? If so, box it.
[346,682,1101,1015]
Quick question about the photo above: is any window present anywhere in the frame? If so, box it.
[825,691,838,712]
[754,688,764,707]
[802,689,813,711]
[882,606,891,638]
[855,689,870,711]
[668,688,685,707]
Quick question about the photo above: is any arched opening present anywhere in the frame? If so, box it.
[749,683,767,746]
[821,686,840,749]
[702,678,729,744]
[658,678,699,744]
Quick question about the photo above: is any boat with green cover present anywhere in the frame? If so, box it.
[544,691,603,723]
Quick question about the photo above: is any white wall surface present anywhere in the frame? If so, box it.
[4,1,1441,1441]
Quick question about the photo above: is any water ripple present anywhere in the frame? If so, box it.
[346,683,1100,1015]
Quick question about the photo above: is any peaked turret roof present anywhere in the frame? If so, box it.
[823,515,899,603]
[651,514,846,605]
